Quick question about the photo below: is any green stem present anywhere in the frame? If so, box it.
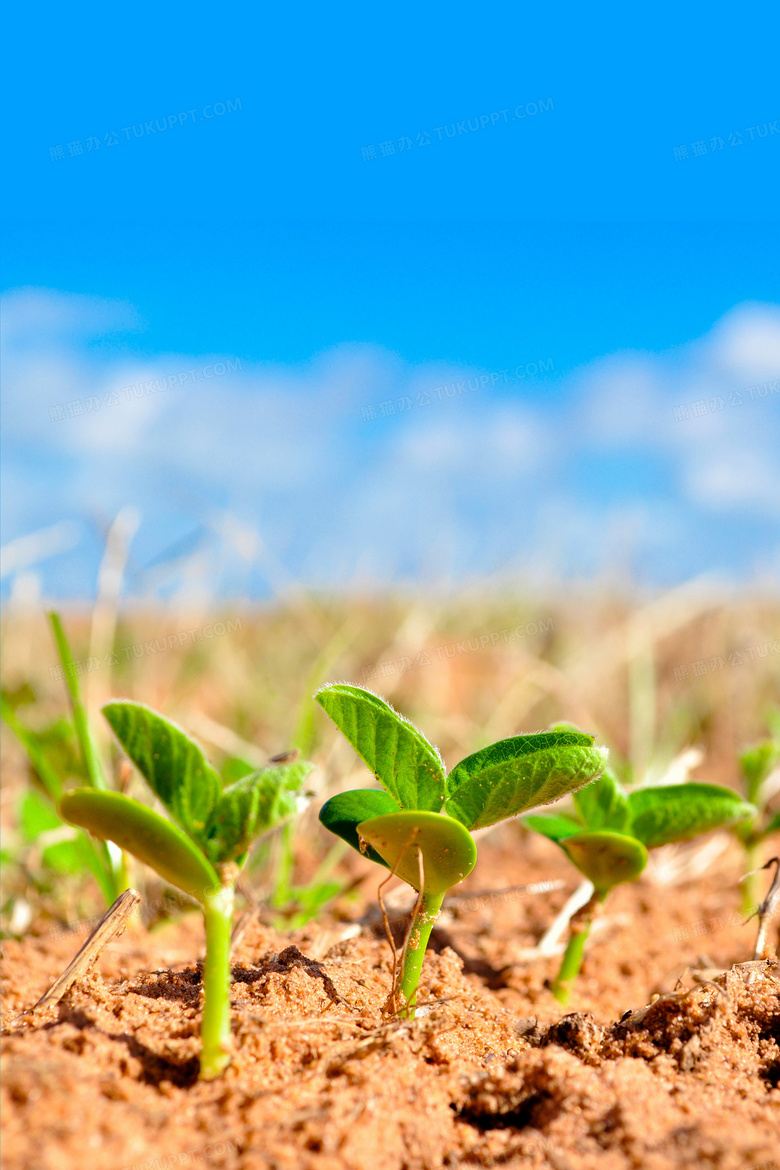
[398,891,444,1018]
[200,882,235,1080]
[551,890,602,1005]
[270,821,296,908]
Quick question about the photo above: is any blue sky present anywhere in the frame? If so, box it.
[2,5,779,599]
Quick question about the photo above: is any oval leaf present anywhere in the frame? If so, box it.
[319,788,402,868]
[103,701,221,849]
[445,732,608,830]
[60,789,220,902]
[357,810,477,895]
[562,830,648,896]
[627,783,756,850]
[315,684,446,811]
[205,760,314,863]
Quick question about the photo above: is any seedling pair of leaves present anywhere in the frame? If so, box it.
[316,684,609,1017]
[525,769,756,1001]
[60,701,313,1079]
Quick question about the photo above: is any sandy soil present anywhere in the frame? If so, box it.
[2,829,779,1170]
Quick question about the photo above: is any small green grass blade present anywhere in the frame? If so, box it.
[49,612,107,791]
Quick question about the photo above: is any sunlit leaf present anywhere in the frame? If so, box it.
[205,760,314,863]
[445,732,608,830]
[315,684,446,811]
[627,783,756,849]
[103,701,221,849]
[573,769,630,833]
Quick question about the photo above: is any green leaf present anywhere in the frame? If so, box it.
[41,839,86,875]
[220,756,257,786]
[19,790,63,842]
[60,789,220,902]
[205,760,314,864]
[315,684,446,811]
[561,831,648,896]
[445,732,608,830]
[740,740,780,805]
[763,811,780,837]
[573,769,630,833]
[627,783,757,849]
[319,788,402,868]
[523,813,583,842]
[357,810,477,895]
[103,701,222,849]
[1,696,65,801]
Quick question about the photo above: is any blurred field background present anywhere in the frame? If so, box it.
[3,562,777,935]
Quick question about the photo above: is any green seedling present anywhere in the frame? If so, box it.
[60,700,313,1079]
[525,769,756,1002]
[1,613,124,905]
[315,684,608,1017]
[731,732,780,913]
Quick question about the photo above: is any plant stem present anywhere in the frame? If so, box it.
[200,882,235,1080]
[270,821,296,908]
[550,890,602,1004]
[398,891,444,1018]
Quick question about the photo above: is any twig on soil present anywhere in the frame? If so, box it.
[10,888,140,1025]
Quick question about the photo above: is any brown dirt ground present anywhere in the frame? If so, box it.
[2,828,779,1170]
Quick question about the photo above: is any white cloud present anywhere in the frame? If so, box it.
[709,302,780,381]
[1,289,778,594]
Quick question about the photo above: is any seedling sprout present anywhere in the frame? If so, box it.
[316,684,609,1017]
[731,731,780,913]
[60,700,313,1079]
[525,768,756,1002]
